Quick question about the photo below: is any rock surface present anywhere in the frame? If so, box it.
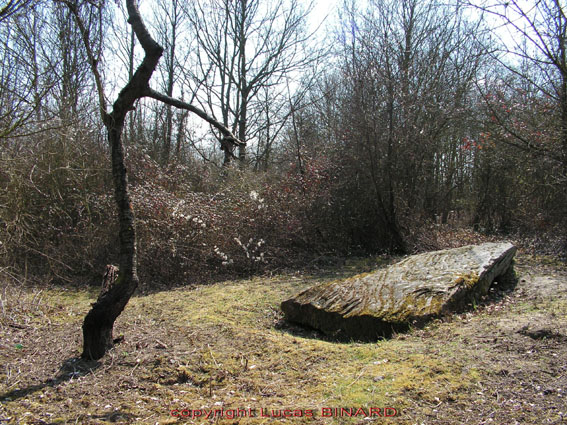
[281,242,517,340]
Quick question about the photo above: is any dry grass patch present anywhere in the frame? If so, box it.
[1,252,566,424]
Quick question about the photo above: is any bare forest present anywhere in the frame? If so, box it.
[1,0,567,423]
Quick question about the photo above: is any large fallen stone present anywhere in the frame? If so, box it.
[281,242,517,340]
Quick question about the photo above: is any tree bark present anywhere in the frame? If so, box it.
[68,0,163,360]
[68,0,242,360]
[237,0,247,166]
[82,119,142,360]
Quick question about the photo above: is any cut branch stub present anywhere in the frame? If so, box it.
[99,264,119,299]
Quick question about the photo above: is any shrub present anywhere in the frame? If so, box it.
[1,130,339,288]
[0,125,115,283]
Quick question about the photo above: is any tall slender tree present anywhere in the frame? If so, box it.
[154,0,184,164]
[319,0,486,250]
[185,0,313,166]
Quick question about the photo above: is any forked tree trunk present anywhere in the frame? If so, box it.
[70,0,242,359]
[69,0,164,360]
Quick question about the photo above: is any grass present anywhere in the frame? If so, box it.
[1,253,566,424]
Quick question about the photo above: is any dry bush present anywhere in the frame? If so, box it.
[8,124,516,290]
[0,272,49,328]
[127,152,336,287]
[1,131,340,288]
[0,125,115,284]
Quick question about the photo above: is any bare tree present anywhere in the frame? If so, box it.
[326,0,486,250]
[0,2,61,138]
[467,0,567,170]
[185,0,313,166]
[154,0,184,164]
[63,0,242,360]
[460,0,567,231]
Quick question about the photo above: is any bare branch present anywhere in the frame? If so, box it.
[0,0,31,23]
[60,0,109,122]
[143,87,244,147]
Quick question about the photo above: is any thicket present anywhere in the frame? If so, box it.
[1,0,566,289]
[1,126,342,286]
[1,116,564,288]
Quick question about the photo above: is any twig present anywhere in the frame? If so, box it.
[208,344,219,368]
[8,323,30,330]
[346,367,367,388]
[31,289,43,309]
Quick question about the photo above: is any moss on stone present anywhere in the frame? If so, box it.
[282,242,517,339]
[454,271,480,288]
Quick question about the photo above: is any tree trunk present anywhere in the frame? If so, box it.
[238,96,247,165]
[223,140,235,166]
[175,108,187,158]
[237,0,247,167]
[162,4,177,165]
[82,120,140,360]
[69,0,163,360]
[71,0,242,359]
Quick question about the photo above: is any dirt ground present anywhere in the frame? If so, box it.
[1,250,566,425]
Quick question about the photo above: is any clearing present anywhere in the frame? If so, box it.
[1,250,566,424]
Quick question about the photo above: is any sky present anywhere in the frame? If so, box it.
[309,0,339,34]
[139,0,342,131]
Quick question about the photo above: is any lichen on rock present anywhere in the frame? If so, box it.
[281,242,517,340]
